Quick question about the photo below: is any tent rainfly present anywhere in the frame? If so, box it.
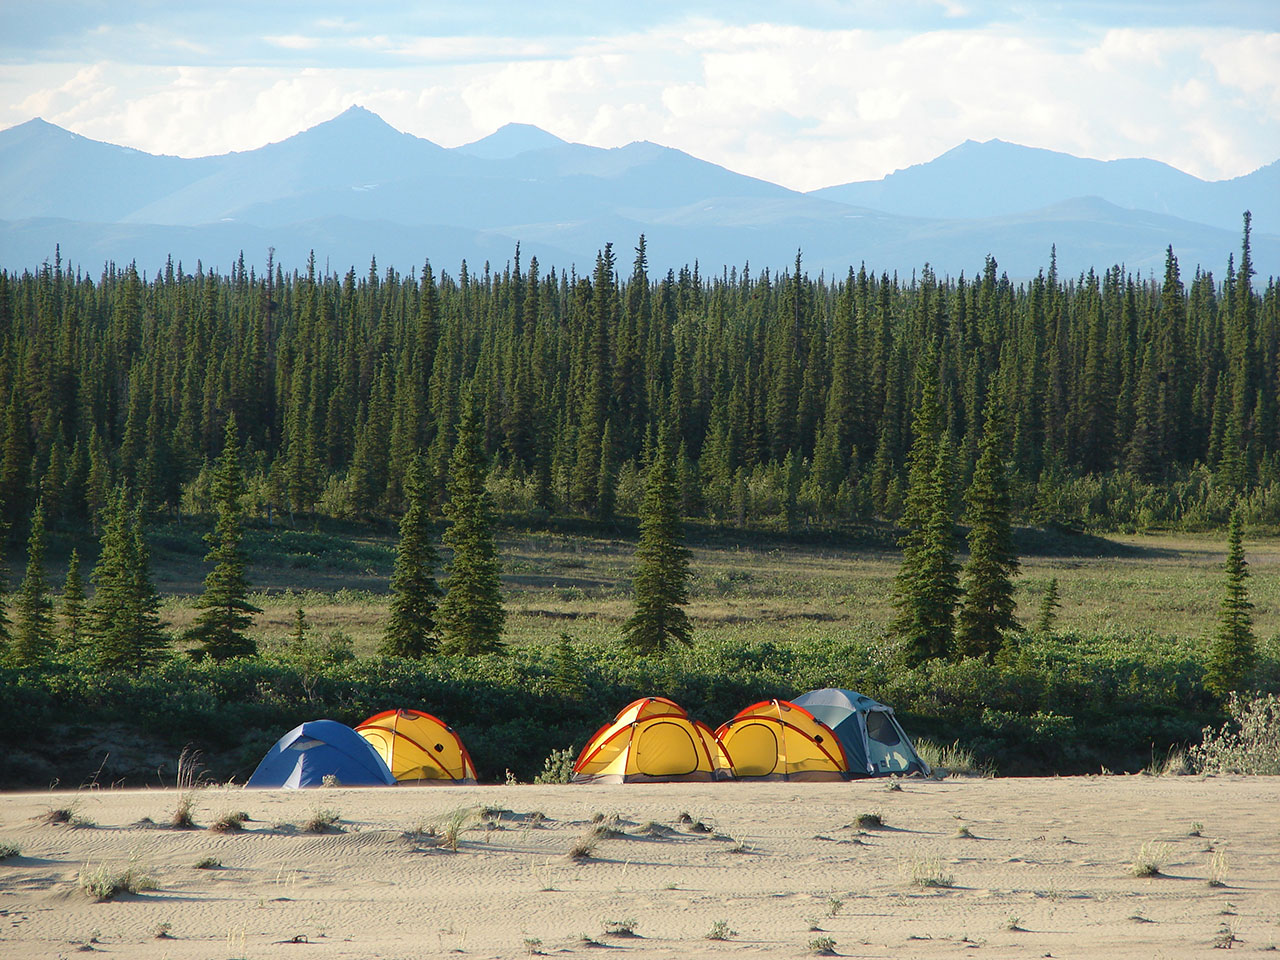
[245,719,397,788]
[572,697,728,783]
[356,709,478,784]
[791,688,930,777]
[715,699,850,780]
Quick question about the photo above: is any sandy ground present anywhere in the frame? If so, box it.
[0,777,1277,959]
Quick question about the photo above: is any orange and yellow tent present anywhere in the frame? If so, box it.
[572,697,728,783]
[355,709,478,784]
[715,699,850,781]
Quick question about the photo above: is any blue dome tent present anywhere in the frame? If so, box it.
[246,719,397,788]
[792,688,930,777]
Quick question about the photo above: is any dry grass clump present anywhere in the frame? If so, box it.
[908,853,956,888]
[1129,841,1174,877]
[808,935,837,955]
[41,805,93,828]
[302,806,342,834]
[210,810,250,833]
[0,843,20,861]
[79,861,156,901]
[567,830,601,861]
[193,857,221,869]
[1207,850,1230,888]
[854,812,884,829]
[914,738,989,776]
[169,747,205,828]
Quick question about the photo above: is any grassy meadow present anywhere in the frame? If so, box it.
[138,518,1280,654]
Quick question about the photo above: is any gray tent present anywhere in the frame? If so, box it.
[792,688,930,777]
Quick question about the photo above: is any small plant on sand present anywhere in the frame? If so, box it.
[210,810,249,833]
[567,830,600,861]
[533,746,577,784]
[1214,922,1242,948]
[1208,850,1230,887]
[154,921,173,939]
[321,774,340,787]
[885,779,902,792]
[1189,821,1204,837]
[908,854,955,888]
[808,935,837,955]
[79,861,156,900]
[438,807,477,851]
[825,897,844,918]
[41,803,93,828]
[523,936,544,955]
[302,806,342,833]
[1004,916,1025,932]
[577,932,601,946]
[194,857,221,869]
[1130,841,1173,877]
[729,839,750,854]
[705,920,735,940]
[603,918,638,937]
[1147,747,1190,777]
[955,823,975,838]
[169,747,204,828]
[0,843,19,861]
[854,812,883,829]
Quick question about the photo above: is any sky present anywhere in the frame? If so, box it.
[2,1,1278,192]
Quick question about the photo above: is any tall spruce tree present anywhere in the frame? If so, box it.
[380,456,442,657]
[1035,577,1061,634]
[889,360,960,664]
[439,396,505,655]
[623,428,693,653]
[87,488,168,671]
[61,549,86,651]
[955,401,1020,659]
[12,501,54,666]
[188,415,259,661]
[1205,510,1256,699]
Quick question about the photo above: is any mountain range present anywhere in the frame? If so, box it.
[1,105,1274,279]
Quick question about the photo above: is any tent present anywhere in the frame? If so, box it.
[572,697,727,783]
[791,688,930,777]
[355,709,478,784]
[715,699,850,781]
[245,719,397,788]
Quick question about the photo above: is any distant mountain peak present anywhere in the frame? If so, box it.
[457,122,569,159]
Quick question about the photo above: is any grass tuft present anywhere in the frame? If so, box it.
[908,854,955,888]
[194,857,221,869]
[808,935,837,955]
[854,812,883,829]
[705,920,735,940]
[0,843,20,861]
[79,862,156,900]
[1207,850,1229,888]
[1130,841,1173,878]
[302,806,342,834]
[210,810,249,833]
[603,918,638,937]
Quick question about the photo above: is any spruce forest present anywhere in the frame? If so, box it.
[0,216,1278,785]
[3,222,1277,536]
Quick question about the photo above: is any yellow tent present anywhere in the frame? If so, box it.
[355,709,478,784]
[715,699,850,781]
[572,697,727,783]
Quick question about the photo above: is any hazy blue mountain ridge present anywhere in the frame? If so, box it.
[0,108,1274,278]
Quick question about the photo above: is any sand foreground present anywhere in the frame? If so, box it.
[0,776,1277,958]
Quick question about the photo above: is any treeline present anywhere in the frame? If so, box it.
[0,217,1276,542]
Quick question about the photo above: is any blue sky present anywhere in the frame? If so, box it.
[3,1,1277,190]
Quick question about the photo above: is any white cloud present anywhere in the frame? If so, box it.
[2,19,1276,190]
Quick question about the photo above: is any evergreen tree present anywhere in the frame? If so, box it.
[187,415,260,660]
[889,361,960,664]
[1035,577,1060,634]
[380,456,442,657]
[439,398,505,655]
[61,549,86,651]
[12,501,54,666]
[1205,510,1256,698]
[955,401,1020,659]
[86,488,168,671]
[623,428,693,653]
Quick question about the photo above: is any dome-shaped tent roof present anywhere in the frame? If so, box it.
[792,688,930,777]
[356,709,477,783]
[572,697,728,783]
[715,699,850,780]
[245,719,397,788]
